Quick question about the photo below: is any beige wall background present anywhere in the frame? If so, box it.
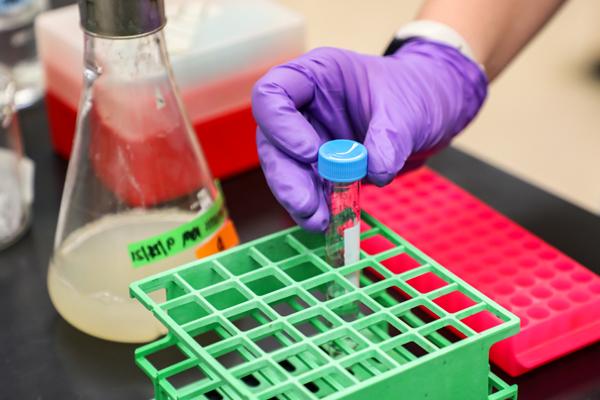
[277,0,600,213]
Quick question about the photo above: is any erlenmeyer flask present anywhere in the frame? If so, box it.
[48,0,239,343]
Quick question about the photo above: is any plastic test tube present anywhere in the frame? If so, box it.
[318,140,368,313]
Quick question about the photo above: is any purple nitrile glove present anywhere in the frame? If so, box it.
[252,38,487,231]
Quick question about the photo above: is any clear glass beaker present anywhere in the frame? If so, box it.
[0,0,48,108]
[48,0,238,343]
[0,64,32,250]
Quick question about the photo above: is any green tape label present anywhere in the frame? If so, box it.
[128,191,225,268]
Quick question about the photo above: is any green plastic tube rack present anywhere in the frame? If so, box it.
[130,213,519,400]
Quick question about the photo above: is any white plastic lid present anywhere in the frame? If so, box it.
[35,0,305,119]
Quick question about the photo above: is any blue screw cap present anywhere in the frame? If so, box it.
[318,140,368,183]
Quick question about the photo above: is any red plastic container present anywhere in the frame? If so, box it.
[45,83,259,181]
[361,167,600,376]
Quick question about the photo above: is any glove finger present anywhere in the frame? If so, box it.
[257,128,321,219]
[290,183,329,232]
[363,109,413,186]
[305,113,334,142]
[252,64,321,163]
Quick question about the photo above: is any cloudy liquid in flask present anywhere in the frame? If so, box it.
[48,210,198,343]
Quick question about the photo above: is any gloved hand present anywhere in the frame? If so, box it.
[252,39,487,231]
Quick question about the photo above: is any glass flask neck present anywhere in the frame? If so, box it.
[83,29,172,83]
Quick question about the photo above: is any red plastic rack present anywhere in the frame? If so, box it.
[361,167,600,376]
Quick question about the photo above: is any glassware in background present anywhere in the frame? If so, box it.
[0,64,33,250]
[48,0,238,343]
[0,0,48,109]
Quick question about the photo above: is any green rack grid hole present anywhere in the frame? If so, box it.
[165,365,211,391]
[433,290,478,313]
[406,271,450,294]
[145,342,189,371]
[305,275,355,303]
[460,309,504,333]
[345,361,375,383]
[244,272,288,296]
[385,337,432,365]
[216,351,247,369]
[290,230,324,250]
[344,354,395,382]
[367,282,413,308]
[424,323,468,349]
[178,262,226,291]
[356,313,408,344]
[219,249,263,276]
[139,276,188,306]
[274,347,329,377]
[253,327,299,353]
[316,329,368,360]
[166,297,210,325]
[205,286,250,310]
[360,234,398,255]
[201,387,233,400]
[278,359,297,373]
[229,307,272,332]
[255,236,299,262]
[213,343,258,369]
[380,252,422,274]
[235,361,287,392]
[292,314,336,338]
[357,326,386,344]
[400,341,430,360]
[306,284,328,303]
[267,293,311,317]
[357,266,388,287]
[394,303,441,329]
[281,258,326,282]
[190,320,234,348]
[301,369,354,399]
[330,298,374,322]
